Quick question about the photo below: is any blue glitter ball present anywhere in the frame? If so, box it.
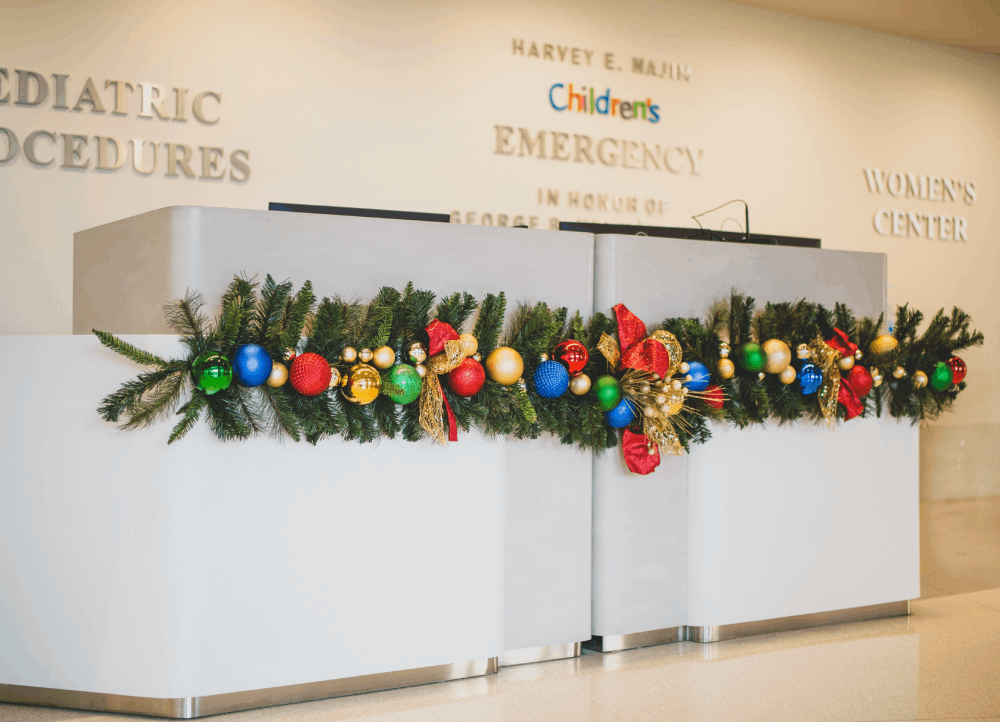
[533,360,570,398]
[232,343,274,387]
[798,362,823,395]
[605,398,637,428]
[683,360,710,392]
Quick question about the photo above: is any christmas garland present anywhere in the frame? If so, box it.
[94,275,983,475]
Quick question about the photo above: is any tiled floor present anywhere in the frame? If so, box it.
[3,498,999,722]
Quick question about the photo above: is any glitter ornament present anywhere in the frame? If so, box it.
[704,385,724,410]
[405,341,428,365]
[913,370,928,388]
[552,339,589,376]
[778,365,797,385]
[191,352,233,395]
[447,357,486,397]
[947,356,967,384]
[930,361,954,391]
[232,343,273,387]
[847,365,874,397]
[604,398,636,428]
[459,334,478,357]
[762,339,792,374]
[266,362,288,388]
[594,375,622,411]
[386,364,422,405]
[869,335,899,356]
[342,363,381,404]
[485,347,524,386]
[289,352,333,396]
[716,358,736,380]
[533,360,570,398]
[736,342,765,373]
[341,347,358,363]
[569,373,592,395]
[837,355,855,372]
[798,362,823,395]
[372,346,395,370]
[682,360,710,392]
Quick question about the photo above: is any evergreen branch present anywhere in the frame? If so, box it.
[169,392,208,444]
[93,330,172,368]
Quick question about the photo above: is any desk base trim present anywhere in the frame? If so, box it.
[588,600,911,652]
[498,642,583,667]
[688,600,911,643]
[0,657,499,719]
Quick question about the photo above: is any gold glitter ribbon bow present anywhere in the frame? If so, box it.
[419,335,476,444]
[808,337,841,429]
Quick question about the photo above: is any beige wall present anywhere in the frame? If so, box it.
[1,0,997,495]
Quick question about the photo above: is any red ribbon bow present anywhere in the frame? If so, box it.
[425,319,459,441]
[614,304,670,379]
[825,328,865,420]
[612,304,675,475]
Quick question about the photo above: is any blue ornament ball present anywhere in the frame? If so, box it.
[605,398,637,428]
[798,362,823,395]
[533,360,570,398]
[683,360,710,392]
[233,343,274,387]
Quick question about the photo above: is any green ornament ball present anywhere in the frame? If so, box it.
[386,364,422,405]
[192,351,233,395]
[594,374,622,412]
[737,342,765,373]
[930,361,954,391]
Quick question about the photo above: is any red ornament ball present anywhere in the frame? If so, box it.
[447,357,486,397]
[289,352,332,396]
[552,339,589,376]
[947,356,967,384]
[704,384,724,410]
[846,364,874,397]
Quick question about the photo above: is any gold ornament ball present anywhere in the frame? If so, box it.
[266,362,289,387]
[762,339,792,374]
[341,346,358,363]
[716,358,736,380]
[872,367,884,387]
[718,342,731,359]
[328,367,342,390]
[854,349,863,360]
[796,343,810,360]
[359,348,374,363]
[473,353,482,362]
[664,389,685,416]
[892,366,906,379]
[778,365,797,385]
[415,363,428,378]
[405,341,428,365]
[459,333,478,357]
[913,370,928,388]
[869,334,899,356]
[569,373,591,395]
[539,353,549,362]
[485,347,524,386]
[283,347,297,361]
[757,371,766,381]
[343,363,381,405]
[837,355,855,372]
[679,362,690,374]
[372,346,395,370]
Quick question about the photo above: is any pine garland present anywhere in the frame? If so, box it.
[95,275,983,450]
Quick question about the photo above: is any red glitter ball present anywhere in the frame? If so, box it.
[704,384,724,410]
[289,352,332,396]
[947,356,967,384]
[447,357,485,397]
[553,340,589,376]
[847,365,874,397]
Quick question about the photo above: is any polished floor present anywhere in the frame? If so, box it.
[3,497,999,722]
